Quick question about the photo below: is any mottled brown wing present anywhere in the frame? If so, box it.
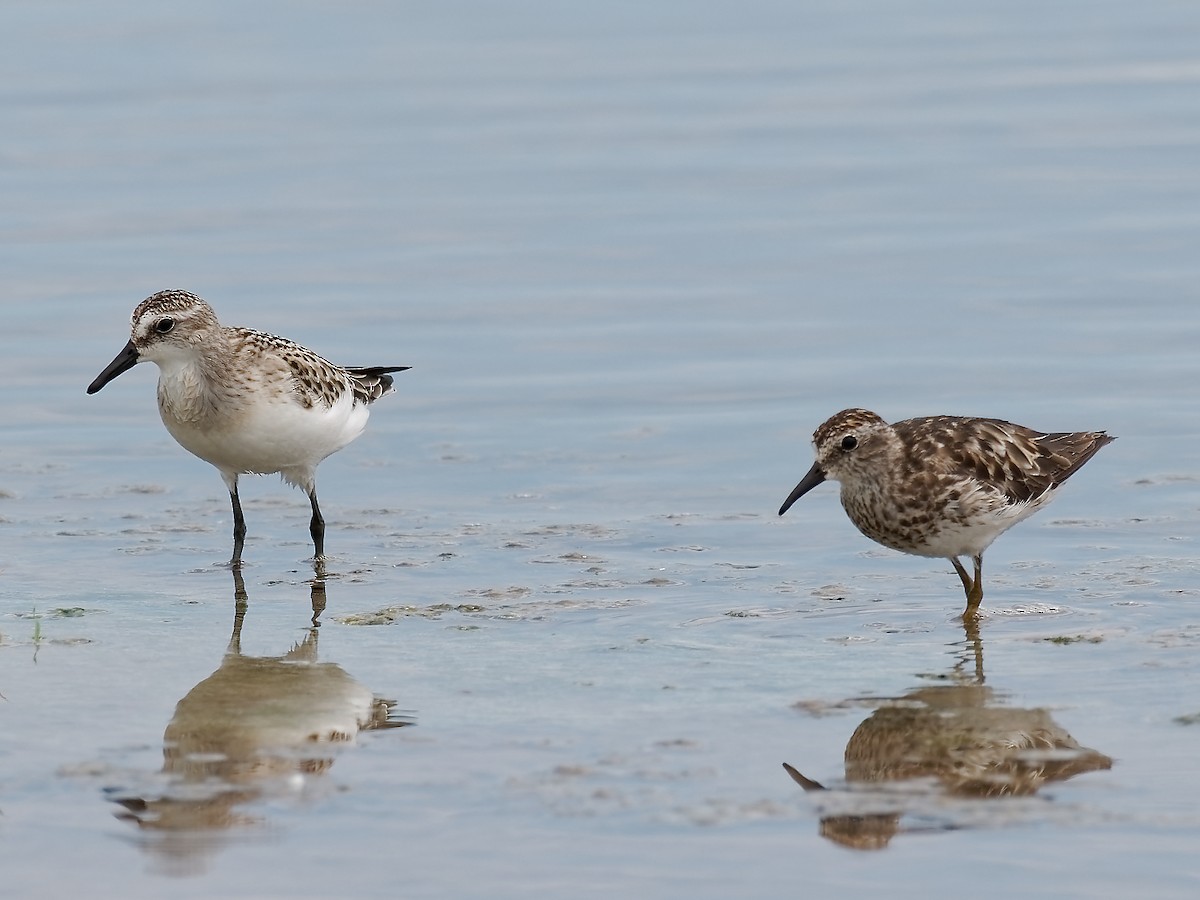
[897,416,1114,504]
[236,328,409,409]
[346,366,410,405]
[1033,430,1117,490]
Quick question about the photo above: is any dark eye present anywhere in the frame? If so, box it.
[840,435,858,451]
[155,317,175,334]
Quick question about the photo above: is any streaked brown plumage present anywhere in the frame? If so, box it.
[779,408,1114,617]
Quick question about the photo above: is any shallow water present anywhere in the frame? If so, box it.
[3,1,1200,896]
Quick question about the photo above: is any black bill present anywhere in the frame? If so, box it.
[87,339,140,394]
[778,461,826,516]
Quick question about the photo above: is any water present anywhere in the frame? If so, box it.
[3,1,1200,896]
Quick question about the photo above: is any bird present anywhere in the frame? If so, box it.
[87,289,409,566]
[778,408,1114,617]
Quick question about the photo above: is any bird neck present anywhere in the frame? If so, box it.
[154,332,239,424]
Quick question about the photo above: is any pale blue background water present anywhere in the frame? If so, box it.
[3,1,1200,897]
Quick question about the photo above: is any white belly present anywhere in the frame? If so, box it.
[160,387,369,490]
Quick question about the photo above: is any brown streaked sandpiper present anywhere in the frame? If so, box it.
[778,408,1114,617]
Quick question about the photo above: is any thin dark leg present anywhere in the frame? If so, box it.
[308,489,325,559]
[230,484,247,567]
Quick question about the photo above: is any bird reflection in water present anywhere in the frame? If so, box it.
[784,621,1112,850]
[110,567,411,867]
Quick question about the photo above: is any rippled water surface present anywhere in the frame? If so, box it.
[3,1,1200,896]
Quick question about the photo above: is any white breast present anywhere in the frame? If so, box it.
[159,370,369,491]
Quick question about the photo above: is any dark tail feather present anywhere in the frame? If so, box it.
[347,365,411,377]
[346,366,410,401]
[1042,431,1116,488]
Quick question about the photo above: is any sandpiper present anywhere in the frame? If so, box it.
[778,408,1114,617]
[87,289,409,565]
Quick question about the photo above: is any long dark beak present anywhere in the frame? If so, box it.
[87,340,140,394]
[778,461,826,516]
